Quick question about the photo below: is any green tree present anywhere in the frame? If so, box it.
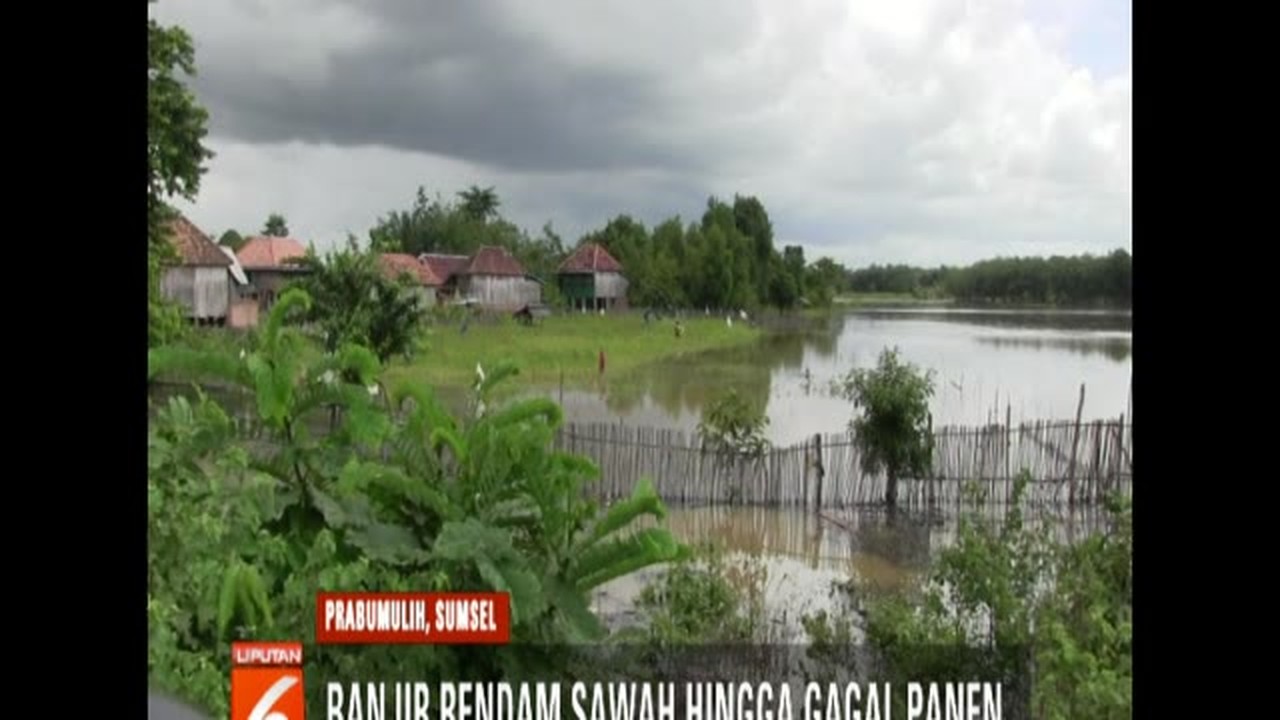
[697,389,771,459]
[458,185,501,222]
[836,348,935,508]
[290,237,425,363]
[148,0,214,346]
[263,213,290,237]
[218,229,245,251]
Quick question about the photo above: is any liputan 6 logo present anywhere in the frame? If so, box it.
[231,642,305,720]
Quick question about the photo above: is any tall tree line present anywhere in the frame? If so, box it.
[369,189,846,311]
[845,251,1132,307]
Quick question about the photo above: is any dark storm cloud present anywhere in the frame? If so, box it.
[156,0,1130,267]
[172,0,725,174]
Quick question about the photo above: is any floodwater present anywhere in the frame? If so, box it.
[566,307,1131,635]
[591,503,1115,640]
[544,307,1131,445]
[150,306,1132,637]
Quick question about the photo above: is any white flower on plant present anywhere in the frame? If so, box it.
[367,384,379,397]
[319,369,337,385]
[239,348,246,360]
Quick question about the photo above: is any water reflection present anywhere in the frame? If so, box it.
[853,307,1132,332]
[545,316,845,427]
[974,334,1131,362]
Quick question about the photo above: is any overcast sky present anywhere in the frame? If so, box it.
[152,0,1130,268]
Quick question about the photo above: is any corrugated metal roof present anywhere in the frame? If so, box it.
[220,246,250,285]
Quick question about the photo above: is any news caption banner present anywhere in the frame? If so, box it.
[316,591,510,644]
[231,592,510,720]
[233,591,1024,720]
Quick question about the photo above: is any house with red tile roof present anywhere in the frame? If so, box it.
[419,246,542,311]
[556,242,628,312]
[235,236,312,313]
[158,214,255,326]
[377,253,442,308]
[418,253,473,303]
[459,246,542,311]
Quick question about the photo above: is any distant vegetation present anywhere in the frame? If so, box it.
[367,183,1130,312]
[846,250,1132,308]
[369,187,844,313]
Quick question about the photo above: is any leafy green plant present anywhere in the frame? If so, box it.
[150,289,388,535]
[333,361,690,641]
[835,347,935,508]
[290,236,426,363]
[626,545,760,645]
[148,290,692,712]
[847,472,1132,719]
[147,391,281,717]
[697,389,771,458]
[1032,495,1132,720]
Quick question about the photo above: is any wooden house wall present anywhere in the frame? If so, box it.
[245,269,310,311]
[462,275,542,311]
[593,272,629,299]
[161,266,230,320]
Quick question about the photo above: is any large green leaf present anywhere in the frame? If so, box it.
[575,477,666,554]
[475,557,546,626]
[338,461,458,522]
[573,528,690,592]
[432,519,545,626]
[429,426,468,464]
[346,522,432,566]
[545,576,606,642]
[309,486,375,530]
[486,398,564,430]
[476,361,520,396]
[481,494,543,526]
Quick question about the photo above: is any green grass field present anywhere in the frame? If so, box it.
[384,313,763,389]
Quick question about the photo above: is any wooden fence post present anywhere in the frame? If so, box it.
[1005,403,1012,503]
[1067,383,1085,507]
[813,433,825,510]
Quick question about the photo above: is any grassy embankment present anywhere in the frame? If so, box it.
[166,312,764,392]
[386,313,762,389]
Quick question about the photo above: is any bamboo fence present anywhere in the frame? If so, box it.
[555,413,1132,510]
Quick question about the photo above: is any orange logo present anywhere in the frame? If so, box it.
[231,642,305,720]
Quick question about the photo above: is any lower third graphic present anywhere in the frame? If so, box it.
[231,641,305,720]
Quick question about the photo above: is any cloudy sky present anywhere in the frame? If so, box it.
[152,0,1130,268]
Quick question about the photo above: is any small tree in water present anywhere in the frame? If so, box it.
[697,389,770,459]
[838,348,935,509]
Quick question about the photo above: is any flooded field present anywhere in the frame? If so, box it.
[151,306,1131,633]
[539,307,1131,445]
[591,503,1115,640]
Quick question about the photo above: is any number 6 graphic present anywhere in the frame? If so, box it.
[248,676,299,720]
